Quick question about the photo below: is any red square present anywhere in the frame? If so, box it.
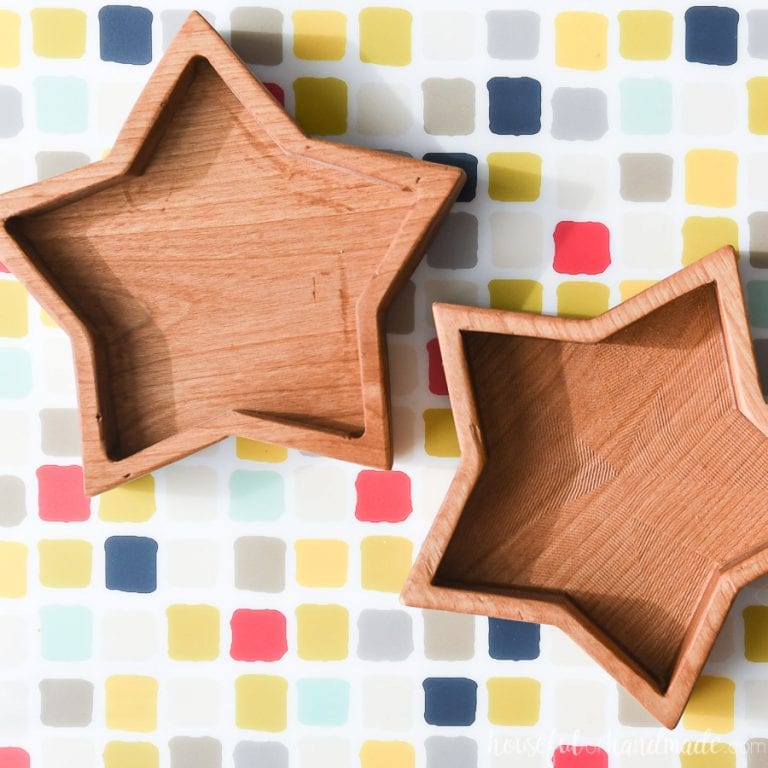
[264,82,284,105]
[355,469,412,522]
[427,339,448,396]
[553,746,608,768]
[0,748,29,768]
[230,609,287,661]
[37,465,90,522]
[553,221,610,275]
[0,260,8,273]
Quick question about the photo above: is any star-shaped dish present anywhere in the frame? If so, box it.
[0,12,463,495]
[402,247,768,728]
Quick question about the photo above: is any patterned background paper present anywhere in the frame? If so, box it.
[3,1,768,766]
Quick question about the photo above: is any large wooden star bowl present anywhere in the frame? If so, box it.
[402,247,768,728]
[0,13,463,494]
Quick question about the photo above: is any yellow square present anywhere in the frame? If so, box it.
[557,282,609,319]
[293,77,347,136]
[103,742,158,768]
[295,539,348,587]
[619,11,673,60]
[236,437,288,463]
[749,78,768,134]
[166,604,220,660]
[488,152,541,202]
[685,150,738,208]
[744,605,768,661]
[423,408,460,457]
[0,280,28,338]
[681,217,738,266]
[680,743,735,768]
[619,280,656,302]
[295,603,348,660]
[682,676,734,733]
[105,675,157,733]
[99,475,156,521]
[40,308,58,328]
[360,741,415,768]
[293,11,346,61]
[0,11,20,68]
[488,280,543,313]
[361,536,412,593]
[359,7,411,66]
[31,8,86,58]
[236,674,287,731]
[0,541,26,597]
[556,12,608,70]
[487,677,540,725]
[38,539,92,587]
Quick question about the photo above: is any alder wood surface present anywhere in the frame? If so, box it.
[0,12,463,495]
[401,247,768,728]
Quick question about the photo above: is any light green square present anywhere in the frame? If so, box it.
[35,76,88,134]
[297,678,349,725]
[40,605,92,661]
[0,348,32,399]
[229,470,284,521]
[620,78,672,135]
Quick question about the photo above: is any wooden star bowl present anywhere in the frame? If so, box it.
[403,248,768,727]
[0,13,463,494]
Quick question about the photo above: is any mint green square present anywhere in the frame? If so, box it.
[297,678,349,726]
[229,470,284,521]
[748,281,768,328]
[35,77,88,134]
[620,78,672,135]
[0,349,32,399]
[40,605,92,661]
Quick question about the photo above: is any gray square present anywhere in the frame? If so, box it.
[619,154,673,202]
[234,741,288,768]
[423,280,480,327]
[234,536,285,592]
[748,739,768,768]
[427,213,478,270]
[230,8,283,65]
[170,737,221,768]
[751,213,768,268]
[0,86,22,138]
[357,609,413,661]
[39,679,93,726]
[0,475,26,527]
[422,79,475,136]
[423,609,474,660]
[486,11,540,60]
[161,10,216,49]
[617,686,662,727]
[426,736,478,768]
[35,152,89,181]
[749,11,768,59]
[551,88,608,141]
[40,409,81,457]
[386,280,415,334]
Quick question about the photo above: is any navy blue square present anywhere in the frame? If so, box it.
[105,536,158,593]
[423,678,477,726]
[488,619,540,660]
[99,5,154,65]
[685,6,739,65]
[487,77,541,135]
[422,153,478,202]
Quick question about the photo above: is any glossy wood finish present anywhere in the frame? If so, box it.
[0,12,463,494]
[402,248,768,728]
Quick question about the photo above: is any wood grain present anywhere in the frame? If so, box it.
[0,13,463,494]
[402,247,768,728]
